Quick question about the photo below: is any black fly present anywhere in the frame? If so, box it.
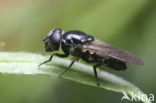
[39,28,144,87]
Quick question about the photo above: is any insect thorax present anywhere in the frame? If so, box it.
[61,30,94,56]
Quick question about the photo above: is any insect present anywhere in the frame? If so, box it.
[39,28,144,87]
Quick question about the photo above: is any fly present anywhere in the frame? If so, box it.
[39,28,144,87]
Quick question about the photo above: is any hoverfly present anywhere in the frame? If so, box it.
[39,28,144,87]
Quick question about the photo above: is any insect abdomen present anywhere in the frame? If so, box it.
[105,58,127,71]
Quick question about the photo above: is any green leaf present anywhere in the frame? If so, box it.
[0,52,151,103]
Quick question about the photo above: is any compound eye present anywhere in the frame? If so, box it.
[51,29,62,43]
[43,28,62,41]
[43,28,62,52]
[49,28,62,51]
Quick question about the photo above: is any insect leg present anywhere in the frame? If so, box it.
[93,63,102,87]
[58,57,79,79]
[38,53,69,67]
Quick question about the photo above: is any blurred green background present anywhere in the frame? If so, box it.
[0,0,156,103]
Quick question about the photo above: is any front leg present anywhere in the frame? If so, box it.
[38,53,69,67]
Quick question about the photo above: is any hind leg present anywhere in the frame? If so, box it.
[93,63,102,87]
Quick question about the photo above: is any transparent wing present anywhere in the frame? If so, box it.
[82,39,144,65]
